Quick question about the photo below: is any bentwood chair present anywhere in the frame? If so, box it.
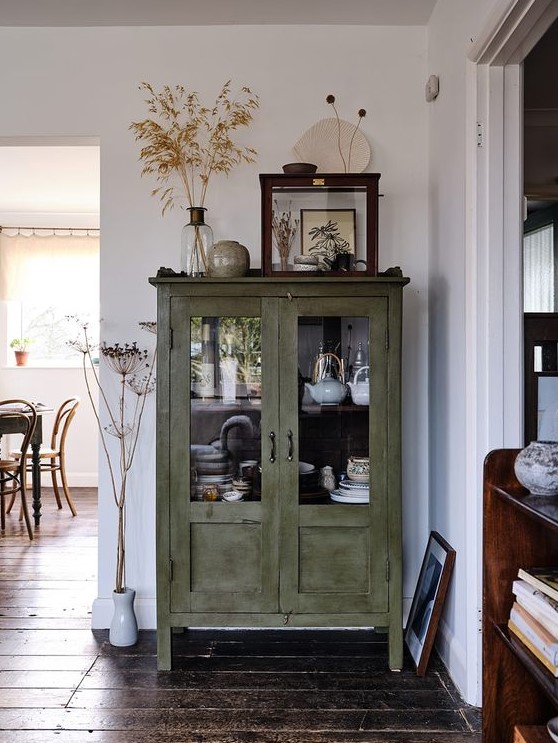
[9,397,80,517]
[0,399,37,540]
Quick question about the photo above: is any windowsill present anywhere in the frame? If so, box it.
[3,361,88,370]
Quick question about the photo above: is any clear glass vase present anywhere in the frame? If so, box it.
[181,207,213,277]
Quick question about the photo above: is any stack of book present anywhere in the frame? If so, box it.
[509,567,558,676]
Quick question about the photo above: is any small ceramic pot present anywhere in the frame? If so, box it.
[207,240,250,278]
[320,465,337,492]
[514,441,558,496]
[347,456,369,482]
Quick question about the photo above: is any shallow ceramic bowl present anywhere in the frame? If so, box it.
[191,445,227,459]
[547,717,558,743]
[222,490,244,502]
[293,263,319,272]
[195,462,233,476]
[282,162,318,174]
[299,461,315,474]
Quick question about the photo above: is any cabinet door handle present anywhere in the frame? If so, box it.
[286,430,294,461]
[269,431,276,463]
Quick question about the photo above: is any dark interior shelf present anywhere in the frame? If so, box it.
[495,621,558,703]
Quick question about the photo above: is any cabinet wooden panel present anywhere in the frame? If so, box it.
[483,449,558,743]
[150,275,408,671]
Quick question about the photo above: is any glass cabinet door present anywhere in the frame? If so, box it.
[189,314,263,502]
[297,314,371,504]
[280,296,390,615]
[169,296,279,614]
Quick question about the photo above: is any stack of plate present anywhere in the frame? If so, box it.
[194,474,233,500]
[330,479,369,504]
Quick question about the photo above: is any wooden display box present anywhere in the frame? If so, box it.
[260,173,380,277]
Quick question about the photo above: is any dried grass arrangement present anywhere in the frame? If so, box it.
[130,80,260,213]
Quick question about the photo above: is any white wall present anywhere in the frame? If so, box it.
[427,0,510,705]
[0,24,430,661]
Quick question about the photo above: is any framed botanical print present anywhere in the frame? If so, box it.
[300,209,356,269]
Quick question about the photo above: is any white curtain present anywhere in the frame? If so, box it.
[0,231,99,359]
[0,231,99,303]
[523,224,554,312]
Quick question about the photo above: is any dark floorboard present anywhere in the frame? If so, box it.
[0,488,481,742]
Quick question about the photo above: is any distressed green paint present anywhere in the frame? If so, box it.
[150,275,408,671]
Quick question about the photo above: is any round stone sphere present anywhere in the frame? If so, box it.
[208,240,250,278]
[514,441,558,496]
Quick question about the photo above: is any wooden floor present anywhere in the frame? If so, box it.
[0,488,481,742]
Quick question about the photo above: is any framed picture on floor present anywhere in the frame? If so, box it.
[405,530,456,676]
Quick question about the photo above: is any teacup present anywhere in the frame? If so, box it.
[239,459,257,479]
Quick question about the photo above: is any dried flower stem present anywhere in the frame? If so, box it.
[326,95,367,173]
[68,320,156,593]
[272,201,299,271]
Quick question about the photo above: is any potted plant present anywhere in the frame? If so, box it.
[69,319,156,646]
[10,337,33,366]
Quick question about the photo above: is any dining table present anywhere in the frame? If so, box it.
[0,403,54,526]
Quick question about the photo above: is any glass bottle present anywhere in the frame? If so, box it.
[181,207,213,277]
[352,341,367,379]
[199,319,215,399]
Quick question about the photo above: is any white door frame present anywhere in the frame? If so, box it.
[465,0,558,704]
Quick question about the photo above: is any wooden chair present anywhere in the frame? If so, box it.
[0,399,37,540]
[9,397,80,517]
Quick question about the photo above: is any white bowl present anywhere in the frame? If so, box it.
[222,490,244,502]
[293,263,318,272]
[299,461,315,474]
[548,718,558,743]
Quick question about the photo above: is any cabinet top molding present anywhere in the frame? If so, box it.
[150,267,410,285]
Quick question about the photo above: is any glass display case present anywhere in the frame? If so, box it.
[150,273,408,672]
[260,173,380,276]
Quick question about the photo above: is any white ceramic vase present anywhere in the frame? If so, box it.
[109,587,138,647]
[514,441,558,496]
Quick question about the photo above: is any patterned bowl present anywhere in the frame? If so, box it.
[347,456,370,482]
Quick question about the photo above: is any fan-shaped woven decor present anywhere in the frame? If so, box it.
[293,117,371,173]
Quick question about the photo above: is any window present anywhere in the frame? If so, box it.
[523,205,558,312]
[0,230,99,364]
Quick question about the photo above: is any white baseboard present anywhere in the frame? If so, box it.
[67,472,98,488]
[91,595,156,629]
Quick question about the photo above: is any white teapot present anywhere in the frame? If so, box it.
[305,352,347,405]
[348,366,369,406]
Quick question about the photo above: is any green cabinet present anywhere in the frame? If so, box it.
[150,274,408,670]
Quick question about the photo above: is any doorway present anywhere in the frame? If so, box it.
[467,0,558,704]
[522,17,558,444]
[0,139,100,489]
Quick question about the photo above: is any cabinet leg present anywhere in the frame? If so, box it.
[388,627,403,671]
[157,627,172,671]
